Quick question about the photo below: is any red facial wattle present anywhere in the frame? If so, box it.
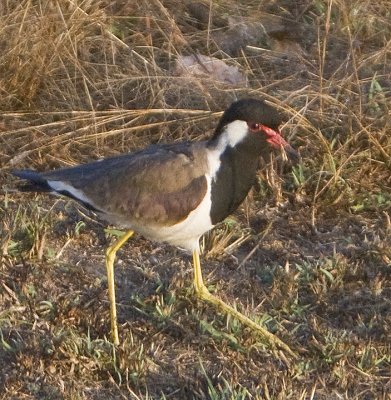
[258,124,298,159]
[258,124,287,148]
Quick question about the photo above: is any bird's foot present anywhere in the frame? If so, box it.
[194,284,296,358]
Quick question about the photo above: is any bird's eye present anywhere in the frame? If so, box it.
[248,122,260,132]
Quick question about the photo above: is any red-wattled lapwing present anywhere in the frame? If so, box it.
[12,98,297,356]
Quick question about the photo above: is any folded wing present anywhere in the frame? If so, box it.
[13,142,209,227]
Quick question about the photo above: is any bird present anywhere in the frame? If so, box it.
[12,98,297,356]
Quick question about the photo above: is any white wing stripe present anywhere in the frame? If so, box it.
[48,180,95,207]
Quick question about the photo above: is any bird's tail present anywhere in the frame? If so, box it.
[12,170,52,192]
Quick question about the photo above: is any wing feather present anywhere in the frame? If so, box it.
[37,142,209,226]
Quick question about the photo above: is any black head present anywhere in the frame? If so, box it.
[213,98,283,137]
[209,98,297,160]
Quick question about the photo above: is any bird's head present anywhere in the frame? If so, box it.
[210,98,297,160]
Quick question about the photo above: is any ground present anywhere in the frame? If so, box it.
[0,1,390,399]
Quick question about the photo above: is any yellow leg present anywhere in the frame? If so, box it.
[192,250,296,357]
[105,230,134,346]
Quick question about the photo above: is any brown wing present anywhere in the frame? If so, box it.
[40,141,209,226]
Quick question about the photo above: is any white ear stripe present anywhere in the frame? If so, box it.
[220,120,248,148]
[207,120,249,180]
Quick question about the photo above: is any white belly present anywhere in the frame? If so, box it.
[101,176,214,252]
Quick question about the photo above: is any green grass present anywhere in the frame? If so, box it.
[1,0,390,398]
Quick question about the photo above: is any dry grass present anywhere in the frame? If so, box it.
[0,0,390,399]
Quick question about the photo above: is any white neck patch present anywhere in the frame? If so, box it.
[207,119,249,179]
[217,120,248,150]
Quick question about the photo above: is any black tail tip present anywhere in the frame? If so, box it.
[12,170,51,192]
